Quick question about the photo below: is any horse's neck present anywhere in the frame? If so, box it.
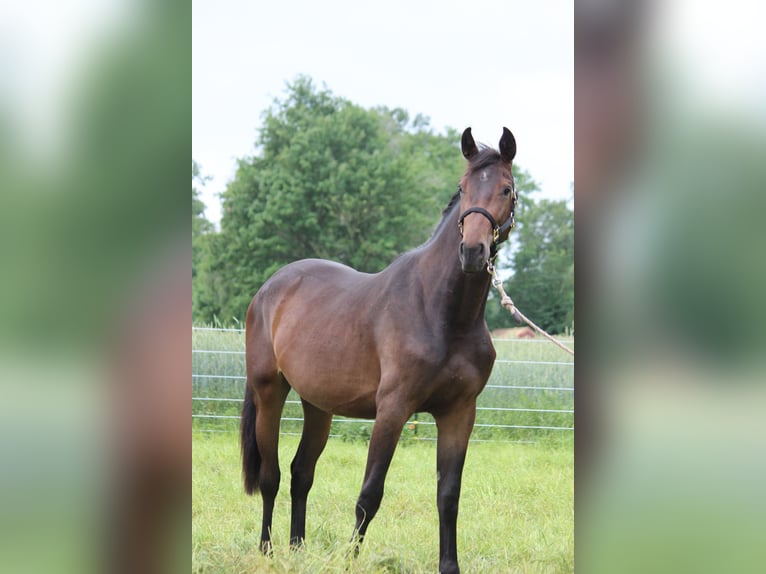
[415,209,491,329]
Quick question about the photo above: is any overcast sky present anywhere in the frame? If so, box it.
[193,0,573,226]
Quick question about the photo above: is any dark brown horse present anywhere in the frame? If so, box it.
[241,127,518,574]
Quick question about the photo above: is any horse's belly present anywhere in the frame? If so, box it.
[277,339,381,419]
[281,366,379,418]
[326,390,378,419]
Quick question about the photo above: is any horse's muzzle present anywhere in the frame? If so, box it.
[459,242,488,273]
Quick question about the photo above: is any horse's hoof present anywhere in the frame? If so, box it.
[259,540,273,556]
[346,537,363,559]
[439,562,460,574]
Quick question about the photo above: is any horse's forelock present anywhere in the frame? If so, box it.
[465,147,505,176]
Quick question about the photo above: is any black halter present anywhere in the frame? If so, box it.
[457,205,516,258]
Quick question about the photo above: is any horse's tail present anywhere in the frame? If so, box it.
[241,383,261,495]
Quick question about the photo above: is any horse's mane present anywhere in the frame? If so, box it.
[441,190,461,217]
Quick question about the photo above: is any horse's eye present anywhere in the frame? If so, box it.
[458,185,464,195]
[503,186,513,196]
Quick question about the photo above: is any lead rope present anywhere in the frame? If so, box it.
[486,260,575,357]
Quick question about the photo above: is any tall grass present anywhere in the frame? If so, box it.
[192,432,573,573]
[192,327,574,443]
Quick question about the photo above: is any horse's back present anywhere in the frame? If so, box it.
[248,258,372,342]
[251,258,371,313]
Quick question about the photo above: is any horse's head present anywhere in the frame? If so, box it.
[457,127,517,273]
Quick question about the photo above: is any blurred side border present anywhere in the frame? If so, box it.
[575,0,766,572]
[0,1,190,573]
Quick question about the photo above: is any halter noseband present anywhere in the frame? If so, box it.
[457,202,516,258]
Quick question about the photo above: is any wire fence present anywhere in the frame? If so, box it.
[192,327,573,443]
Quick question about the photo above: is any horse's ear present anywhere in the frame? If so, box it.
[499,127,516,163]
[461,127,479,160]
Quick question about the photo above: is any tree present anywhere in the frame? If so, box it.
[192,161,215,320]
[192,76,562,327]
[501,198,574,334]
[192,160,213,263]
[194,77,463,323]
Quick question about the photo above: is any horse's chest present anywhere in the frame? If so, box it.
[400,349,490,414]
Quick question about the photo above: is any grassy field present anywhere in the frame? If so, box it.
[192,327,573,571]
[192,432,573,573]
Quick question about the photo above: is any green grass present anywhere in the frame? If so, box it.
[193,432,573,573]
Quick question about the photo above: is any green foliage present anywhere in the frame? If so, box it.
[194,77,461,323]
[192,161,212,237]
[505,199,574,334]
[192,76,574,330]
[192,161,215,319]
[192,160,213,269]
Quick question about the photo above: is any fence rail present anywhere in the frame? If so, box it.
[192,327,574,442]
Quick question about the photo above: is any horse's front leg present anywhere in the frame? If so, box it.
[434,402,476,574]
[350,398,411,551]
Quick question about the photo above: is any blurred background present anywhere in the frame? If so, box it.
[576,0,766,572]
[0,0,188,573]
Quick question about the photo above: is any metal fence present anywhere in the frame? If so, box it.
[192,327,573,442]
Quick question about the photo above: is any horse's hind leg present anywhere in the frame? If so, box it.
[289,399,332,547]
[252,372,290,554]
